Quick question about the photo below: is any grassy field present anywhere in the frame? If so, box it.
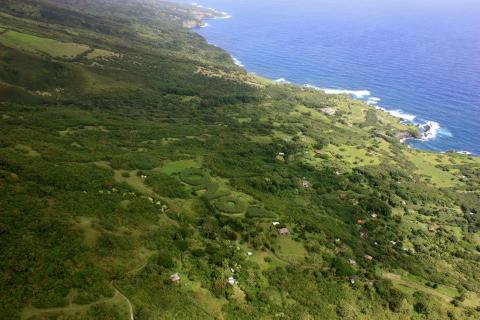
[158,159,203,175]
[86,49,120,60]
[404,150,459,187]
[0,30,90,58]
[324,144,381,167]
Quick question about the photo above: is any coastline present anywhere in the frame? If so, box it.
[190,3,476,157]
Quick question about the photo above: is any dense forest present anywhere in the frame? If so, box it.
[0,0,479,319]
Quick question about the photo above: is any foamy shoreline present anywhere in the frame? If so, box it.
[190,2,475,156]
[301,83,445,143]
[192,3,232,20]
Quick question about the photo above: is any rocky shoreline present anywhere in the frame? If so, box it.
[184,3,231,28]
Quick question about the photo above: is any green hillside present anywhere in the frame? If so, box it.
[1,1,479,319]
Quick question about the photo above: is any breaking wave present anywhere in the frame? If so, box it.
[231,55,244,67]
[192,3,231,19]
[303,84,450,142]
[304,85,371,99]
[275,78,291,84]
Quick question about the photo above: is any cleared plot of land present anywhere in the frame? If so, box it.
[248,250,287,271]
[13,144,40,157]
[324,144,381,167]
[0,31,90,58]
[246,134,272,144]
[114,169,156,197]
[273,237,307,263]
[59,125,109,136]
[404,150,458,187]
[73,216,101,247]
[383,272,453,304]
[21,290,128,320]
[86,49,120,60]
[181,278,226,319]
[157,159,202,175]
[384,271,480,308]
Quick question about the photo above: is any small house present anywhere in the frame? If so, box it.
[301,178,311,188]
[246,251,253,256]
[170,273,180,284]
[357,219,366,225]
[428,223,440,232]
[272,221,280,226]
[349,259,357,265]
[278,228,290,236]
[360,231,366,239]
[227,276,236,286]
[364,255,373,261]
[371,213,378,219]
[349,276,356,285]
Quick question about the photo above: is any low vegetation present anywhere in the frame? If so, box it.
[0,0,479,319]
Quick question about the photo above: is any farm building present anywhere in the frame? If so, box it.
[278,228,290,236]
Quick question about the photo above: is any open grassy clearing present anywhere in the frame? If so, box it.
[12,144,40,157]
[157,159,203,175]
[72,216,101,247]
[381,270,480,309]
[273,237,308,262]
[21,290,129,320]
[383,272,454,304]
[86,48,120,60]
[183,281,226,319]
[324,144,381,167]
[58,126,109,136]
[404,150,459,187]
[114,169,157,197]
[0,30,90,58]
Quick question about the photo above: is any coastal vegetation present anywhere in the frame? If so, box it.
[0,0,479,319]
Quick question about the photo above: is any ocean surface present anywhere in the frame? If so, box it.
[189,0,480,155]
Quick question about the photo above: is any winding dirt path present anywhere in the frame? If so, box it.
[111,281,134,320]
[20,292,121,319]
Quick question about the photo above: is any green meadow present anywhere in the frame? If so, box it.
[0,30,90,58]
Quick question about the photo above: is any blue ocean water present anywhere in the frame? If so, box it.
[190,0,480,155]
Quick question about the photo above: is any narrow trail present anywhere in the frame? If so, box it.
[111,281,134,320]
[113,257,152,320]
